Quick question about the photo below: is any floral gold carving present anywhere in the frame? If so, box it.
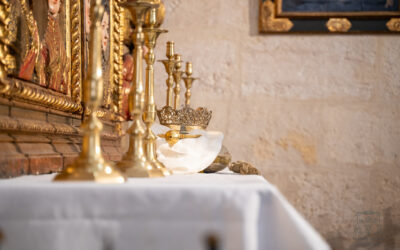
[386,18,400,32]
[1,79,81,112]
[0,0,125,119]
[0,115,119,140]
[111,0,124,115]
[326,18,352,32]
[70,0,82,103]
[0,0,16,92]
[259,0,293,32]
[0,0,82,112]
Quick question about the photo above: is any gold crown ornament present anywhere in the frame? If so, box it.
[157,105,212,130]
[157,45,212,130]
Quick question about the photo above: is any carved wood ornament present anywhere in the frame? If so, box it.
[0,0,126,177]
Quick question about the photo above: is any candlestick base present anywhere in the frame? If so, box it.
[54,158,126,183]
[117,158,164,178]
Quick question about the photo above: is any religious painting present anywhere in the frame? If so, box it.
[83,0,116,109]
[1,0,125,118]
[117,2,164,120]
[9,0,72,95]
[259,0,400,33]
[0,0,83,113]
[120,10,135,120]
[83,0,133,119]
[279,0,399,14]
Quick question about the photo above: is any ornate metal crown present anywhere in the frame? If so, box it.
[157,106,212,130]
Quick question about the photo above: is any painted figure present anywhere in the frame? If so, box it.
[18,0,45,86]
[84,0,111,106]
[42,0,70,94]
[101,2,110,106]
[101,11,109,56]
[84,0,91,74]
[121,52,134,120]
[18,0,70,95]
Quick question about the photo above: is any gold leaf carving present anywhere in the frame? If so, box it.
[386,18,400,32]
[326,18,352,32]
[111,0,124,114]
[1,78,81,112]
[70,0,82,103]
[259,0,293,32]
[0,115,119,139]
[0,0,16,92]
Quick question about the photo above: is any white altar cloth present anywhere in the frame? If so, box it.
[0,172,330,250]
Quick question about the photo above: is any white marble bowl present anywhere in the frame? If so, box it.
[153,124,223,174]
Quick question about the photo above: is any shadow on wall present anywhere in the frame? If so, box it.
[327,207,400,250]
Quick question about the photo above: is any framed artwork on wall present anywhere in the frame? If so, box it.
[0,0,125,118]
[259,0,400,33]
[0,0,126,177]
[83,0,125,115]
[3,0,82,111]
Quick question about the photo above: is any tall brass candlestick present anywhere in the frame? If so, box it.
[117,0,163,178]
[182,62,198,106]
[54,0,125,183]
[143,8,171,176]
[159,41,175,107]
[173,54,183,109]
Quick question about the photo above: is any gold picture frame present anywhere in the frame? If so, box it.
[81,0,125,119]
[0,0,82,112]
[0,0,126,178]
[0,0,125,119]
[109,0,125,117]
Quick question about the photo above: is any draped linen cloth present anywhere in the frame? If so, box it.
[0,172,330,250]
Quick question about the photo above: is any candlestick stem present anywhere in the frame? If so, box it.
[117,0,163,178]
[182,62,198,107]
[173,54,183,109]
[160,41,175,107]
[143,8,171,176]
[54,0,125,183]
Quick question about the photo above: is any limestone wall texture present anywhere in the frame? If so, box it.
[152,0,400,249]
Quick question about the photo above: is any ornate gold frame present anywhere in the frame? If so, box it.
[0,0,83,112]
[259,0,293,32]
[110,0,124,116]
[0,0,125,119]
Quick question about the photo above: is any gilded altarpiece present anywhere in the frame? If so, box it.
[0,0,126,178]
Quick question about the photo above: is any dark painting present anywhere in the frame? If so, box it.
[281,0,399,13]
[259,0,400,33]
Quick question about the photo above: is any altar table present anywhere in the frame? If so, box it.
[0,172,330,250]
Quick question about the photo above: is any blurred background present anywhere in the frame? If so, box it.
[145,0,400,249]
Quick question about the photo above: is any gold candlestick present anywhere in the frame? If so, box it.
[54,0,125,183]
[143,8,171,176]
[182,62,198,106]
[159,41,175,107]
[117,0,163,178]
[173,54,183,109]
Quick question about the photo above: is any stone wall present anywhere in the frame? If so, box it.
[152,0,400,249]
